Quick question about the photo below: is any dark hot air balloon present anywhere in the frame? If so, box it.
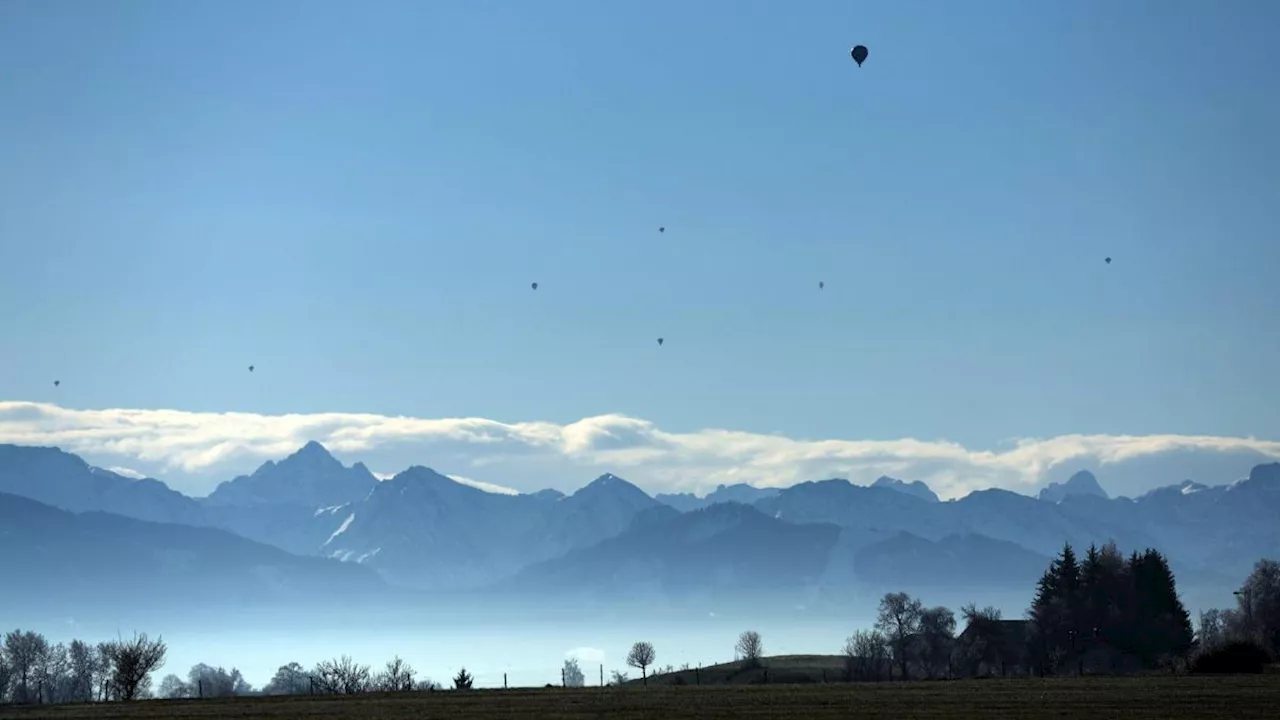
[1105,257,1112,264]
[658,226,665,233]
[532,282,538,290]
[851,45,869,67]
[657,337,664,346]
[819,281,825,289]
[248,365,255,372]
[53,380,60,387]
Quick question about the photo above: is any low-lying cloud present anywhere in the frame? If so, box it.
[2,401,1278,500]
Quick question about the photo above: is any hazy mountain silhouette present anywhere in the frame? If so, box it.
[850,531,1051,589]
[871,476,941,503]
[655,483,781,512]
[0,490,384,617]
[205,440,377,508]
[1038,470,1109,503]
[315,469,661,590]
[0,443,1276,600]
[0,444,205,525]
[498,502,841,601]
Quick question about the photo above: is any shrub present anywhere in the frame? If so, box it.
[1192,641,1271,674]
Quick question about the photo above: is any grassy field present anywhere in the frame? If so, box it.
[633,654,850,685]
[3,676,1280,720]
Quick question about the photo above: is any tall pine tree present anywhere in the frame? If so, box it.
[1029,543,1080,674]
[1028,542,1192,673]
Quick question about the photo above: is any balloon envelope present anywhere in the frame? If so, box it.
[851,45,869,66]
[532,282,538,290]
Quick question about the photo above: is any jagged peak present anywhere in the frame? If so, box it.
[871,476,940,503]
[571,473,652,502]
[1247,462,1280,485]
[286,440,338,463]
[1039,470,1109,503]
[580,473,639,492]
[387,465,454,484]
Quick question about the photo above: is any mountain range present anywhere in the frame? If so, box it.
[1,442,1277,613]
[0,489,384,619]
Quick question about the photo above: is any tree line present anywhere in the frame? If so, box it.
[4,547,1276,704]
[835,546,1275,681]
[0,632,165,704]
[623,545,1278,684]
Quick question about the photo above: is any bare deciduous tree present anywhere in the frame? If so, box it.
[186,663,251,698]
[562,657,585,688]
[313,656,370,695]
[609,670,629,686]
[626,641,656,685]
[843,629,889,681]
[92,643,113,701]
[958,603,1006,677]
[101,633,167,701]
[1234,558,1280,658]
[157,674,191,699]
[418,678,442,691]
[263,662,310,696]
[67,640,96,703]
[917,606,957,679]
[0,650,12,705]
[375,656,416,692]
[735,631,764,669]
[4,629,49,703]
[36,642,72,704]
[876,592,924,681]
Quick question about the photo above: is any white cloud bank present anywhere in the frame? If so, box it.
[2,401,1279,500]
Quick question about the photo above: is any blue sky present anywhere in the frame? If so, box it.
[2,0,1278,495]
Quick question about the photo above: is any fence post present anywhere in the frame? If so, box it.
[599,665,603,687]
[198,680,203,699]
[561,667,565,688]
[503,673,507,689]
[695,665,700,685]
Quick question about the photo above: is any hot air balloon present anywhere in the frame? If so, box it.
[819,281,825,290]
[851,45,869,67]
[657,338,664,346]
[658,226,665,233]
[53,380,60,387]
[532,282,538,290]
[1105,257,1112,265]
[248,365,255,372]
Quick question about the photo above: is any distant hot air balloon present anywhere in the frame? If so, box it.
[1105,257,1112,264]
[851,45,869,67]
[658,226,665,233]
[819,281,825,290]
[53,380,60,387]
[248,365,255,372]
[532,282,538,290]
[657,337,664,346]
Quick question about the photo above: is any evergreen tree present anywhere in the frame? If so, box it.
[1029,543,1079,674]
[1028,541,1192,673]
[1128,549,1193,665]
